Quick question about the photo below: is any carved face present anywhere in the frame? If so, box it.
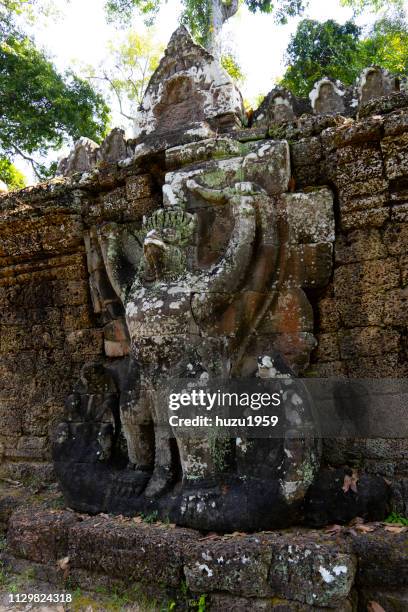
[138,209,196,284]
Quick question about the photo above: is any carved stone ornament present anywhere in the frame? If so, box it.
[52,27,390,532]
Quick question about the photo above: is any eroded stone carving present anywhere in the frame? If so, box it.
[358,66,398,106]
[53,133,337,530]
[253,87,311,127]
[133,26,245,139]
[56,137,99,176]
[309,78,346,115]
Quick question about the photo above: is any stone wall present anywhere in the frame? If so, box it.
[0,167,160,483]
[1,103,408,509]
[3,506,408,610]
[1,38,408,513]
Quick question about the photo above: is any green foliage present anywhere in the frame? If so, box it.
[385,511,408,525]
[0,157,26,189]
[280,19,362,96]
[0,34,110,179]
[104,0,305,48]
[140,510,159,523]
[180,0,212,47]
[84,30,163,121]
[280,14,408,97]
[105,0,162,25]
[341,0,402,14]
[221,53,244,83]
[359,14,408,74]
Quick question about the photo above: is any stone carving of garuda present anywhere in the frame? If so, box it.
[98,180,269,498]
[54,137,335,531]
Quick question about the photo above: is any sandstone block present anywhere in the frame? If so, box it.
[282,188,335,244]
[336,292,384,328]
[7,509,78,564]
[348,527,408,589]
[268,537,356,607]
[381,132,408,179]
[314,333,340,362]
[341,207,390,231]
[339,327,400,359]
[334,258,399,296]
[335,229,387,264]
[383,288,408,325]
[68,517,198,588]
[184,537,272,597]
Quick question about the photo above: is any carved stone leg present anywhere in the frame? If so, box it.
[120,379,154,470]
[144,384,178,497]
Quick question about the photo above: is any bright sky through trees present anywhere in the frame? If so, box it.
[13,0,408,181]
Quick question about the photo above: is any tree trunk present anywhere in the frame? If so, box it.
[208,0,239,57]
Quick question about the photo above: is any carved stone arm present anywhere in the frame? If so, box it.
[188,180,257,317]
[97,222,142,303]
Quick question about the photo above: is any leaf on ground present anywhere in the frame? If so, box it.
[325,524,343,534]
[57,556,70,571]
[342,470,359,493]
[367,601,386,612]
[133,516,143,524]
[355,524,375,533]
[384,524,406,533]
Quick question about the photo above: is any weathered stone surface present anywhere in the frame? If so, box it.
[268,538,356,607]
[281,188,335,244]
[8,509,78,563]
[335,229,387,264]
[348,527,408,589]
[68,516,198,587]
[133,26,244,138]
[381,132,408,179]
[314,333,340,362]
[334,258,400,295]
[253,87,310,127]
[358,589,408,612]
[56,137,99,176]
[339,327,400,359]
[310,78,346,115]
[98,127,128,163]
[383,288,408,325]
[184,537,272,597]
[358,66,398,106]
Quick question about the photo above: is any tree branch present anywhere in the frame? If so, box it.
[11,145,43,179]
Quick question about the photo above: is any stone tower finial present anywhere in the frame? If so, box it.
[133,26,245,139]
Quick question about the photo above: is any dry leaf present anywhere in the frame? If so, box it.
[57,556,70,579]
[367,601,386,612]
[342,470,359,493]
[355,524,375,533]
[325,524,342,534]
[57,556,70,571]
[349,516,364,526]
[133,516,143,524]
[384,524,405,533]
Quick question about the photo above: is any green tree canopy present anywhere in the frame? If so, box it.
[0,157,26,189]
[280,19,363,96]
[82,30,163,123]
[280,12,408,97]
[105,0,305,53]
[0,1,110,185]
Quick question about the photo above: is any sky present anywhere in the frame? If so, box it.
[16,0,407,181]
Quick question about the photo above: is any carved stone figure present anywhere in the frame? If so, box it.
[54,26,382,532]
[309,78,346,115]
[53,132,337,530]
